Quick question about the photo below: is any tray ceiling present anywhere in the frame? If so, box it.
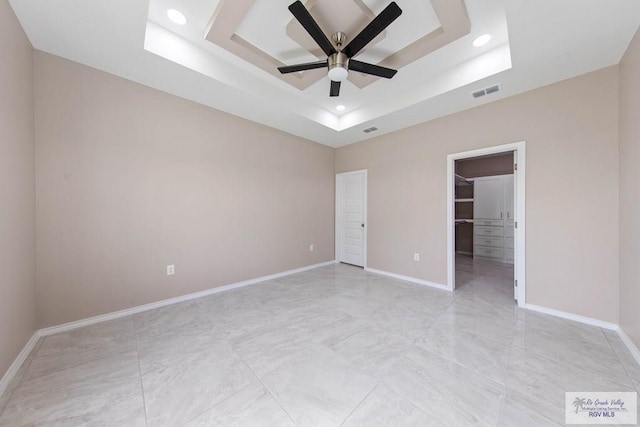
[8,0,640,147]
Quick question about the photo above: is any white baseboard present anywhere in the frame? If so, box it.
[39,260,336,337]
[0,333,40,399]
[0,260,336,398]
[364,267,448,291]
[5,260,634,400]
[617,327,640,367]
[524,303,618,330]
[520,305,640,367]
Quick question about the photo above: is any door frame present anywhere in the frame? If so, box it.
[446,141,526,306]
[335,170,368,268]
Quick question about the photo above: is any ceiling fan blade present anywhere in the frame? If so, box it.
[288,1,336,57]
[330,80,341,97]
[343,2,402,58]
[349,60,397,78]
[278,61,327,74]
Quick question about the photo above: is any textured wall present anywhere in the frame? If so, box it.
[455,152,514,178]
[619,29,640,349]
[336,67,620,323]
[34,52,335,327]
[0,0,36,378]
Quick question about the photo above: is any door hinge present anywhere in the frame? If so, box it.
[515,221,518,229]
[514,163,518,171]
[515,279,518,287]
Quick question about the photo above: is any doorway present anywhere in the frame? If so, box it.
[335,170,367,267]
[446,142,526,306]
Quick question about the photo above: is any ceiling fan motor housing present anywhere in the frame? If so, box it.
[328,52,349,81]
[333,31,347,47]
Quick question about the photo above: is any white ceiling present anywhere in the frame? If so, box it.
[8,0,640,147]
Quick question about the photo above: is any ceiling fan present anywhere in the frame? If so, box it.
[278,1,403,97]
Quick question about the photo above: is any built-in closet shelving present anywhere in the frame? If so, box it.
[473,175,514,264]
[454,174,472,186]
[454,174,474,254]
[454,174,474,222]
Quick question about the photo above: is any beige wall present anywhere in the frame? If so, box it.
[1,11,634,376]
[619,29,640,349]
[0,1,36,377]
[455,152,514,178]
[34,52,335,328]
[336,67,620,323]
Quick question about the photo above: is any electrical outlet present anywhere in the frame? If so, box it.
[309,244,314,252]
[167,265,175,276]
[413,253,420,261]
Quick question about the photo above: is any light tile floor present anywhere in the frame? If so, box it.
[0,257,638,426]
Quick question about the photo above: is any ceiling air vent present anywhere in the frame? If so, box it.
[472,84,501,99]
[362,126,379,134]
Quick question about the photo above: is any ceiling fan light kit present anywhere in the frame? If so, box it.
[327,52,349,82]
[278,1,403,97]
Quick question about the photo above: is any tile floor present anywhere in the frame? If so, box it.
[0,257,638,426]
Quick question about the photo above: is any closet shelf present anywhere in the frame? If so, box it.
[455,198,474,202]
[455,219,474,224]
[455,174,473,186]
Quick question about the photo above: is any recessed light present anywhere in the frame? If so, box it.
[473,34,491,47]
[336,105,346,112]
[167,8,187,25]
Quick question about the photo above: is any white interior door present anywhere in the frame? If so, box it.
[336,171,366,267]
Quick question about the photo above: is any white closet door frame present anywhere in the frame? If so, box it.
[446,141,527,307]
[335,170,368,268]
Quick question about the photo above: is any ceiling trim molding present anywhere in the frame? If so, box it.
[205,0,471,92]
[379,0,471,70]
[205,0,321,90]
